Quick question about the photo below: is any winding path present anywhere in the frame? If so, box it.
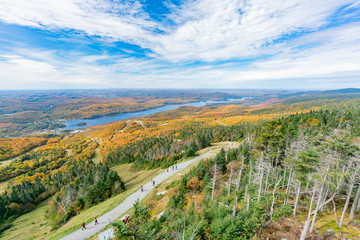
[60,142,238,240]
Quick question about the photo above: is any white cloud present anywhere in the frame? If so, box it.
[0,0,359,62]
[0,0,159,45]
[0,0,359,89]
[154,0,359,62]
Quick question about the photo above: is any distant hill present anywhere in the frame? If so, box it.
[322,88,360,94]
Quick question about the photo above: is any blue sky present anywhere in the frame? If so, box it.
[0,0,359,90]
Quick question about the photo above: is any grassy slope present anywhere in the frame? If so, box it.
[0,180,9,194]
[1,198,52,240]
[1,164,163,240]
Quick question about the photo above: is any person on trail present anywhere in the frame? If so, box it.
[153,180,155,186]
[125,216,129,222]
[175,165,178,170]
[172,166,174,170]
[141,185,143,192]
[150,177,152,183]
[94,217,98,225]
[167,168,169,172]
[82,222,86,230]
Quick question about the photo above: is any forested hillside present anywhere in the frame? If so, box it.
[0,91,360,239]
[111,105,360,239]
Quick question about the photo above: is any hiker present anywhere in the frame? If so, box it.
[94,217,98,225]
[175,165,177,170]
[150,177,152,183]
[82,222,86,230]
[125,216,129,222]
[167,168,169,172]
[172,166,174,170]
[122,219,126,224]
[153,180,155,186]
[141,185,143,192]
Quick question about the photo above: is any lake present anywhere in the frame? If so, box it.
[63,98,246,130]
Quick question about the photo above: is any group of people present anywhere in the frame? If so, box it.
[82,215,132,230]
[81,217,98,230]
[82,165,180,231]
[140,178,156,192]
[166,165,178,172]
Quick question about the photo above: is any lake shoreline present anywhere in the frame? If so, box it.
[62,98,248,130]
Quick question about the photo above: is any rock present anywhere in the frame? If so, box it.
[158,211,165,219]
[327,229,335,235]
[156,190,167,196]
[280,238,288,240]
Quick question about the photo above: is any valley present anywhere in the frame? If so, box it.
[0,89,360,239]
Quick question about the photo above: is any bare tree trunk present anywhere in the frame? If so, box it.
[258,162,264,203]
[53,196,68,215]
[284,168,293,204]
[189,221,201,240]
[195,192,198,210]
[310,183,326,233]
[293,182,302,217]
[264,167,271,193]
[300,183,317,240]
[349,184,360,221]
[232,195,238,218]
[211,163,217,200]
[339,174,357,227]
[244,160,253,207]
[227,161,234,197]
[270,177,282,219]
[311,191,340,215]
[332,199,339,226]
[235,156,244,191]
[286,168,293,194]
[310,163,331,233]
[246,194,250,211]
[282,167,287,189]
[248,160,253,184]
[356,192,360,212]
[244,184,248,203]
[320,185,329,211]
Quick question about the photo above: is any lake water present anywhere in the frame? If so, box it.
[63,98,246,130]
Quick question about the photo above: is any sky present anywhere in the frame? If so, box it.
[0,0,359,90]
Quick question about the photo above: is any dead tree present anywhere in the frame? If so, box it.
[257,155,265,203]
[339,164,359,228]
[211,163,217,200]
[53,196,69,215]
[300,182,317,240]
[227,161,234,197]
[284,168,292,204]
[232,195,238,218]
[270,177,282,219]
[350,184,360,220]
[235,156,245,191]
[293,181,302,217]
[310,163,330,233]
